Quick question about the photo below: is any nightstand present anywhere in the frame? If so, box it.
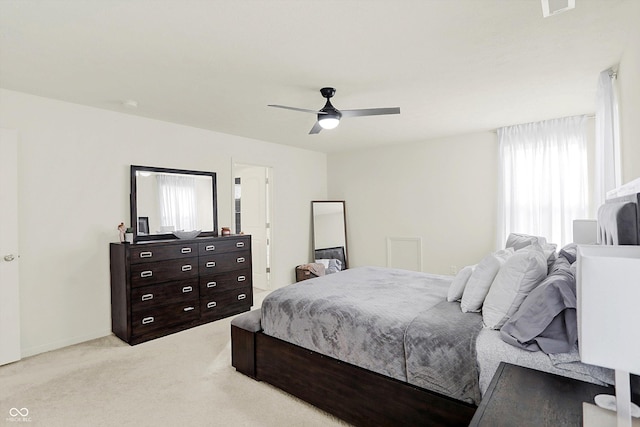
[470,362,614,426]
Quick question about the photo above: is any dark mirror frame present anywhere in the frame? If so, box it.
[130,165,218,242]
[311,200,348,269]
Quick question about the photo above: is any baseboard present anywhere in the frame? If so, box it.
[21,329,112,358]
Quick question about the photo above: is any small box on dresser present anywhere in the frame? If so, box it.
[110,235,253,345]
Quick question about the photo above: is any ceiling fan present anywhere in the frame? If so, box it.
[268,87,400,134]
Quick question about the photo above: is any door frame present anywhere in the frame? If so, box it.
[231,161,273,290]
[0,128,21,365]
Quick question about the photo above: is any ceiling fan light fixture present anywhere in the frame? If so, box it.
[318,105,342,130]
[318,116,340,129]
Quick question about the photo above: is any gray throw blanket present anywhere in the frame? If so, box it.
[262,266,485,404]
[405,301,483,404]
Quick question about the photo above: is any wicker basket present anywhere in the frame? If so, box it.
[295,265,318,282]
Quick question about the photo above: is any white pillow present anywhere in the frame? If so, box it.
[505,233,547,251]
[447,265,474,302]
[460,248,514,313]
[539,242,557,259]
[482,247,548,329]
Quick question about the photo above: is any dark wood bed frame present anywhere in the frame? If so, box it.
[231,323,476,426]
[231,191,640,427]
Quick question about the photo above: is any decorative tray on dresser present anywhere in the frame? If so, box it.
[110,235,252,344]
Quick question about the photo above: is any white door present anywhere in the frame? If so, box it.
[0,128,21,365]
[234,164,271,290]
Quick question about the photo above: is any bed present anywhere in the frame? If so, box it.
[231,192,640,426]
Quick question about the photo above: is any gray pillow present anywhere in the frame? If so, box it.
[558,243,578,264]
[548,256,571,275]
[327,258,343,274]
[499,268,577,354]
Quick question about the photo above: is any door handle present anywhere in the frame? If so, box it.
[3,254,16,262]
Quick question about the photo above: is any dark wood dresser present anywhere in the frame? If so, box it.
[110,235,253,344]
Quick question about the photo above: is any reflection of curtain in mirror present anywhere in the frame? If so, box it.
[156,174,198,231]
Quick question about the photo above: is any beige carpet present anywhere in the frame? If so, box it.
[0,290,348,426]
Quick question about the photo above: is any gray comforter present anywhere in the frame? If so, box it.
[261,266,484,404]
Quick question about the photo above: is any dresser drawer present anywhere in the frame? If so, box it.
[199,250,250,274]
[198,237,250,255]
[130,257,198,288]
[199,270,251,295]
[200,287,252,319]
[130,279,199,313]
[130,243,198,264]
[131,301,200,336]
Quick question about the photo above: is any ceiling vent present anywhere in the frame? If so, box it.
[541,0,575,17]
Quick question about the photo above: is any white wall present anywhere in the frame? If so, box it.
[328,132,498,275]
[0,89,327,357]
[618,10,640,184]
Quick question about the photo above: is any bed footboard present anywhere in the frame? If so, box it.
[230,309,262,378]
[231,310,475,427]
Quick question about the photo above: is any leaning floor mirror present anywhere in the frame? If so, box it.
[312,200,348,272]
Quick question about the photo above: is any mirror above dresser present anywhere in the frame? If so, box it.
[130,165,218,242]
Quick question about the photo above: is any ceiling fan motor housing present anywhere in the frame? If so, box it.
[318,88,342,127]
[320,87,336,99]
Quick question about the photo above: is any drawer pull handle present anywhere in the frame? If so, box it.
[141,271,153,278]
[237,276,246,282]
[142,317,154,325]
[207,301,217,309]
[205,245,215,251]
[182,265,192,272]
[236,242,245,248]
[141,293,154,301]
[206,261,216,268]
[237,257,245,263]
[140,251,153,258]
[238,294,247,300]
[182,286,193,293]
[183,306,195,312]
[181,247,192,254]
[207,281,217,288]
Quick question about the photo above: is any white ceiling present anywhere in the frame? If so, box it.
[0,0,637,153]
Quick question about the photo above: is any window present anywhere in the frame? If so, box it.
[498,115,589,247]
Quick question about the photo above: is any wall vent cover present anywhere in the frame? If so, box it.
[541,0,575,17]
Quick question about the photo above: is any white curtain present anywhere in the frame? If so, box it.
[157,173,198,231]
[498,115,588,247]
[594,68,621,208]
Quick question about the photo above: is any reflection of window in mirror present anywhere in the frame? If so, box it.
[156,173,198,231]
[234,177,241,234]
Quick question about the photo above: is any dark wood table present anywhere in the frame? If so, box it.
[469,362,614,427]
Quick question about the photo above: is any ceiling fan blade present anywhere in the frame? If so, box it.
[268,105,327,115]
[309,122,323,134]
[340,107,400,118]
